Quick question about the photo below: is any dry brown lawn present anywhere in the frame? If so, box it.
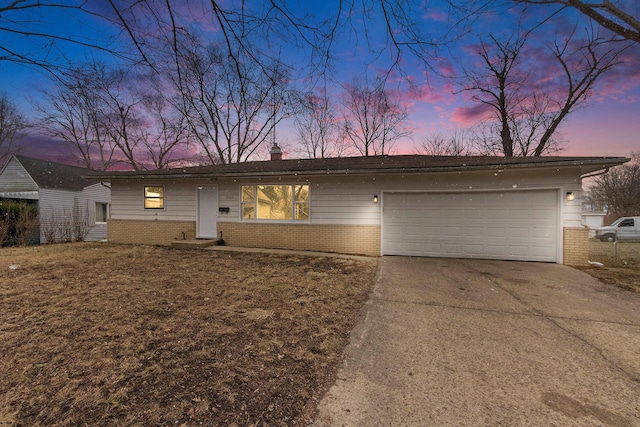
[580,240,640,293]
[0,243,378,426]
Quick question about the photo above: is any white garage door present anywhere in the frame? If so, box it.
[383,190,559,262]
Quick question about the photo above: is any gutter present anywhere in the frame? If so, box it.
[581,167,612,179]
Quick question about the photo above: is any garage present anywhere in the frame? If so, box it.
[382,190,559,262]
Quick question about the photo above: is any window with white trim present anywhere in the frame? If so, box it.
[95,202,109,223]
[144,186,164,209]
[241,184,309,221]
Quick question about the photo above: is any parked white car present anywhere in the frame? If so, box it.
[595,217,640,242]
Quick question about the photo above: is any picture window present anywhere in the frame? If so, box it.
[241,184,309,221]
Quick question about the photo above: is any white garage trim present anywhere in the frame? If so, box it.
[382,189,560,262]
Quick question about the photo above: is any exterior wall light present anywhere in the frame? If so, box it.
[566,191,575,201]
[373,195,379,203]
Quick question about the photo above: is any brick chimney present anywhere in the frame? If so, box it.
[270,143,283,161]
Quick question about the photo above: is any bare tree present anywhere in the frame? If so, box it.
[458,26,624,156]
[37,64,117,170]
[417,130,473,156]
[0,93,28,164]
[38,61,191,170]
[342,79,411,156]
[175,36,293,164]
[585,153,640,219]
[294,91,349,158]
[448,1,639,44]
[515,1,640,43]
[459,32,528,156]
[88,66,150,170]
[136,83,192,169]
[106,0,446,84]
[0,2,134,75]
[532,26,625,154]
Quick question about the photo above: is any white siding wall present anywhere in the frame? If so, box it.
[39,184,111,242]
[210,167,585,228]
[0,157,38,192]
[109,167,586,229]
[38,188,81,243]
[110,179,201,221]
[218,185,241,221]
[82,182,111,241]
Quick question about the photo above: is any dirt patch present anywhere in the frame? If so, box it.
[0,243,378,426]
[578,240,640,293]
[541,392,631,427]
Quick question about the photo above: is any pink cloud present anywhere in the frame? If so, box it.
[451,104,493,126]
[422,9,448,23]
[410,80,456,104]
[435,60,457,79]
[590,47,640,100]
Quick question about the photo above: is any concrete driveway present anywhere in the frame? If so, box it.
[312,257,640,426]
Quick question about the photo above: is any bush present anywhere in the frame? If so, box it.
[0,200,39,247]
[0,200,91,246]
[41,207,89,244]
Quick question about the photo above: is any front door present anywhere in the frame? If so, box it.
[197,186,218,239]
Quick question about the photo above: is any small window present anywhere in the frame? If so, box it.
[144,186,164,209]
[95,202,109,223]
[619,219,634,227]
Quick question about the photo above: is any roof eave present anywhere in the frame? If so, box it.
[89,157,629,180]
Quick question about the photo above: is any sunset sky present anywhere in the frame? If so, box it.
[1,1,638,165]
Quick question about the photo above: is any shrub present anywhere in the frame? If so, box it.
[0,200,39,246]
[41,207,89,244]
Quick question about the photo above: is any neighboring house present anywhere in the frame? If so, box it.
[0,155,111,243]
[581,212,606,238]
[92,154,628,265]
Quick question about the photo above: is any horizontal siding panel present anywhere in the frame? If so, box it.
[39,187,111,242]
[86,223,107,241]
[80,184,111,241]
[312,218,379,226]
[0,158,38,192]
[311,210,379,220]
[39,189,78,213]
[110,168,582,229]
[82,183,111,202]
[38,189,84,243]
[312,199,377,207]
[110,181,196,221]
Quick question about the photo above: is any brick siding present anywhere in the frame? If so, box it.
[218,223,380,256]
[108,220,380,256]
[109,219,582,264]
[563,227,589,266]
[108,219,196,246]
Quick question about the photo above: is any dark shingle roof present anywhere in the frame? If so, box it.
[87,154,629,179]
[15,155,101,191]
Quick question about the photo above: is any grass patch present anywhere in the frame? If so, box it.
[579,240,640,293]
[0,243,378,426]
